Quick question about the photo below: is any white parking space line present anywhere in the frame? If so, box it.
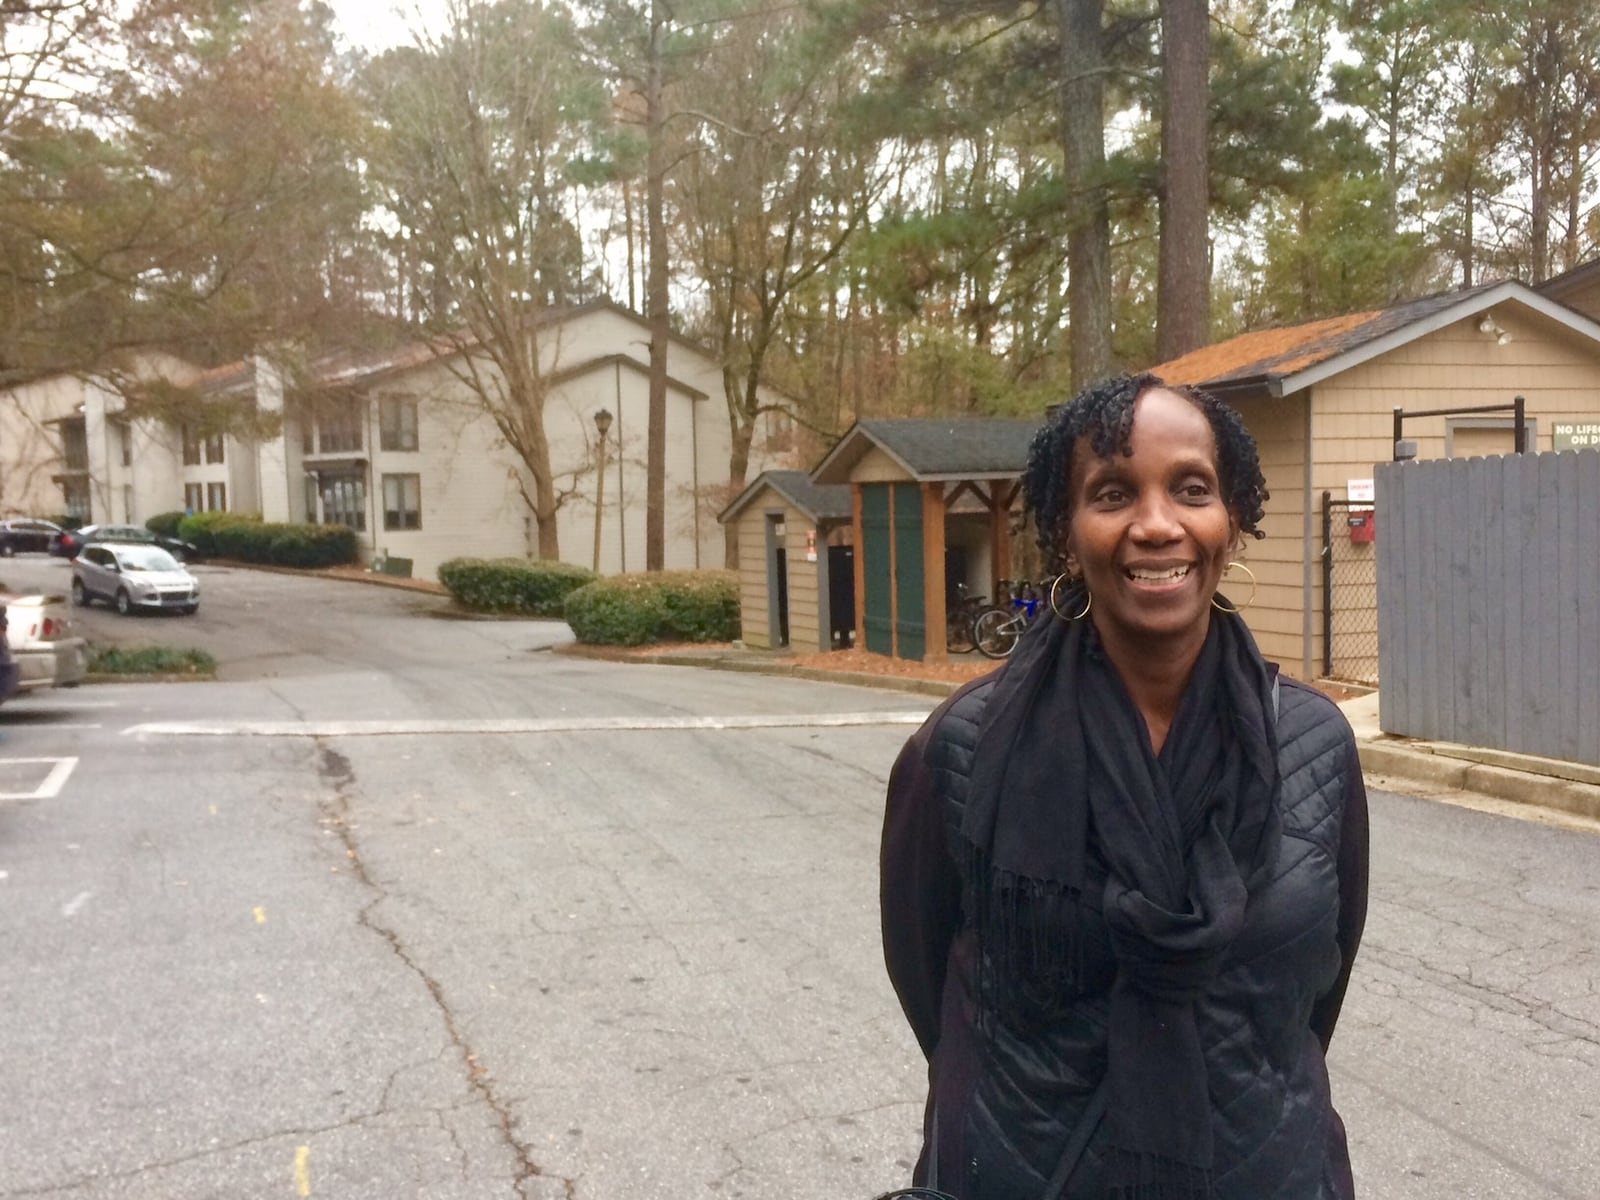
[61,891,93,918]
[0,757,79,800]
[123,711,935,739]
[9,700,119,710]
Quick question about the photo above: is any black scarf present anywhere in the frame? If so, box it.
[961,596,1281,1199]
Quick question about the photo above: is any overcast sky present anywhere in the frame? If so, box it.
[324,0,447,53]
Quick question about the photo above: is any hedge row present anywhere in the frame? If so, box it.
[176,510,262,557]
[145,511,186,538]
[176,510,356,568]
[563,570,739,646]
[437,557,595,616]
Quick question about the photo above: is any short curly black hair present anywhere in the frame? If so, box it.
[1023,372,1269,572]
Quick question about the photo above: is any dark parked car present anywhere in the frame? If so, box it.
[0,517,66,556]
[50,522,199,562]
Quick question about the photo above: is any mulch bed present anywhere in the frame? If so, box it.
[567,640,1364,703]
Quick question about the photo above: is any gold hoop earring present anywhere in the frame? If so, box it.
[1049,573,1091,621]
[1211,560,1257,613]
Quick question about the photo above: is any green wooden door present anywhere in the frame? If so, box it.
[862,485,893,654]
[893,482,925,659]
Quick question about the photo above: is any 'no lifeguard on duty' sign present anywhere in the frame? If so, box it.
[1553,422,1600,450]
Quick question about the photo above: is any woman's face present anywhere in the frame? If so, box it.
[1063,387,1238,647]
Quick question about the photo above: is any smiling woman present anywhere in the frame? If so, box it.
[879,374,1370,1200]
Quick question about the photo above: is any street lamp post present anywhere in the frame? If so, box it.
[592,408,613,573]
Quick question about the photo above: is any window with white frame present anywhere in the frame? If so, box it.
[184,483,203,512]
[320,474,365,531]
[317,399,363,454]
[204,433,225,464]
[181,425,201,465]
[63,480,90,522]
[206,482,227,511]
[379,395,418,451]
[382,473,421,531]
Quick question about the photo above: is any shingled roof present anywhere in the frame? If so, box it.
[1539,255,1600,302]
[718,470,852,525]
[196,299,729,397]
[810,417,1041,484]
[1150,283,1504,394]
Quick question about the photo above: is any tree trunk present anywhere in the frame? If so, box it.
[1156,0,1210,362]
[510,372,561,561]
[534,471,560,559]
[623,178,637,311]
[644,0,669,571]
[1563,117,1585,271]
[722,417,757,570]
[1056,0,1112,392]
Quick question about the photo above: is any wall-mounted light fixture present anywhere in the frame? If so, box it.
[1477,313,1513,344]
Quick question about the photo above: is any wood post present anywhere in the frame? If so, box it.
[851,484,866,652]
[990,486,1012,596]
[923,482,947,662]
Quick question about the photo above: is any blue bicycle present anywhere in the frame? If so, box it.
[972,578,1042,658]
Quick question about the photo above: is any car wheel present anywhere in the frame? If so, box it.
[71,577,89,607]
[115,588,133,616]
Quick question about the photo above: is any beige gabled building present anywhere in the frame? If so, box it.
[3,302,790,581]
[0,352,250,526]
[1149,278,1600,680]
[228,300,789,580]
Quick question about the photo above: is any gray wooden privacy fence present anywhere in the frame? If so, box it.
[1376,450,1600,767]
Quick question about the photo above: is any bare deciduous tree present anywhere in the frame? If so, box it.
[364,0,608,559]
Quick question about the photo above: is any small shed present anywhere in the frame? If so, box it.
[719,470,853,652]
[1148,277,1600,682]
[810,418,1040,662]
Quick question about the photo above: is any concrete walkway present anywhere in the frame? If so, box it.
[561,643,1600,829]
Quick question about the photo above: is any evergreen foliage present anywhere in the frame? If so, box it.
[437,559,597,616]
[144,511,186,539]
[563,570,739,645]
[4,0,1600,501]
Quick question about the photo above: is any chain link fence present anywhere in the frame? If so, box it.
[1321,494,1379,685]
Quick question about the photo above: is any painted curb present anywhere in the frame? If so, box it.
[1359,740,1600,822]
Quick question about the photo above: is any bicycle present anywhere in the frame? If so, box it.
[945,581,989,654]
[972,578,1043,658]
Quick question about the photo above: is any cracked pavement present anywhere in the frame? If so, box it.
[0,560,1597,1197]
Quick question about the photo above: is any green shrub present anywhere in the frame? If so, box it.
[563,570,739,645]
[437,558,595,616]
[178,510,260,556]
[145,511,186,538]
[89,645,216,676]
[211,520,271,560]
[193,516,355,568]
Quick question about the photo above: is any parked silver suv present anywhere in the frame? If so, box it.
[72,543,200,615]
